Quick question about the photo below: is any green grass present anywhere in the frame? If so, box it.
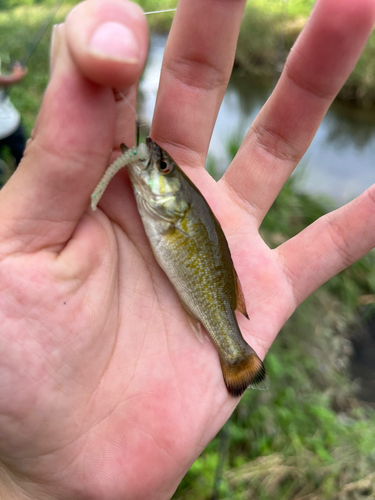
[1,0,374,145]
[236,0,375,106]
[138,0,375,106]
[135,0,177,31]
[247,0,315,19]
[0,2,78,132]
[0,1,79,183]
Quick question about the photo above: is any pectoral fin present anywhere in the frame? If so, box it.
[234,271,249,319]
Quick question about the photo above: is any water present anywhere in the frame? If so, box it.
[140,34,375,207]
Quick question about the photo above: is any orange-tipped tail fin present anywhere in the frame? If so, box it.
[220,352,266,397]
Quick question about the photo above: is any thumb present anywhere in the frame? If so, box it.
[0,0,148,255]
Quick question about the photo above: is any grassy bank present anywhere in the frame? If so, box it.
[0,1,77,131]
[1,0,374,147]
[237,0,375,107]
[135,0,375,107]
[0,0,78,179]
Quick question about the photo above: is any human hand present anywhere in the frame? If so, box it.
[0,61,27,85]
[0,0,374,499]
[11,62,27,79]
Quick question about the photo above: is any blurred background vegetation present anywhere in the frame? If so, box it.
[1,0,375,498]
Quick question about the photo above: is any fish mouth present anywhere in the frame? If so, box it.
[146,136,156,152]
[146,137,162,162]
[133,137,158,173]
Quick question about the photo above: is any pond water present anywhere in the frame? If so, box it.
[140,34,375,207]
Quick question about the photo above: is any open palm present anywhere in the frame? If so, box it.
[0,0,374,499]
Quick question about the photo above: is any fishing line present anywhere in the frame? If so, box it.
[22,0,65,66]
[144,8,177,15]
[114,7,177,132]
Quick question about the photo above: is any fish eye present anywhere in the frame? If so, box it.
[157,158,173,174]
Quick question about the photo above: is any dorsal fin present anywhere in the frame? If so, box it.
[234,270,249,319]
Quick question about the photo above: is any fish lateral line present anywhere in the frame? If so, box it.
[144,8,177,15]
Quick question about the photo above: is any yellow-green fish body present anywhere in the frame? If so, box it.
[126,138,265,397]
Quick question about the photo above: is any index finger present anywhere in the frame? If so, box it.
[151,0,246,168]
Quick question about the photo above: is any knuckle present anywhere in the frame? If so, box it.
[163,55,229,92]
[251,122,301,164]
[284,58,335,102]
[325,214,354,268]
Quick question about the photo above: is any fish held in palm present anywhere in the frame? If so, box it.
[91,138,266,397]
[125,138,266,397]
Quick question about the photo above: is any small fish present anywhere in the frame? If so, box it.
[124,138,266,397]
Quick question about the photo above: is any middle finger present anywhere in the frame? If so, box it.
[151,0,246,168]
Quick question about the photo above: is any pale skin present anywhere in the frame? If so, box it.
[0,0,374,498]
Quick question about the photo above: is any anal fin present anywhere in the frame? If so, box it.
[186,314,203,343]
[179,300,203,343]
[234,270,249,319]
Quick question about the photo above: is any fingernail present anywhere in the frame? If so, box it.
[88,22,140,63]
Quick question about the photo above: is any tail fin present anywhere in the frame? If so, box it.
[220,352,266,397]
